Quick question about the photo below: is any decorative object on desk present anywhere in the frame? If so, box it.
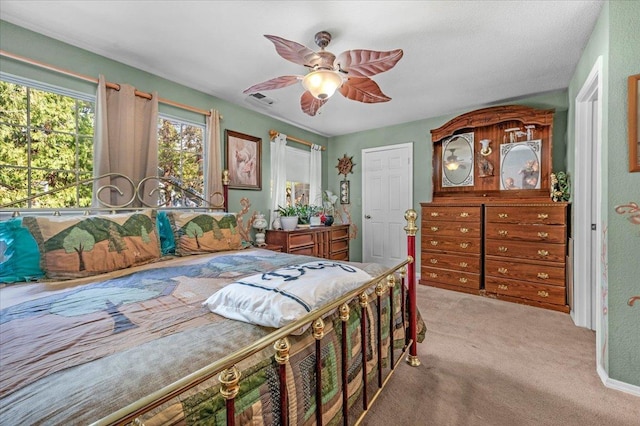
[336,154,355,177]
[340,180,350,204]
[295,203,321,225]
[225,130,261,190]
[322,189,338,226]
[276,204,298,231]
[310,216,322,226]
[550,172,570,202]
[252,212,268,246]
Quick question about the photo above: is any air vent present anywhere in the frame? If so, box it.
[245,92,275,107]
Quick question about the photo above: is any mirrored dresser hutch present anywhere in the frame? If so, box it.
[421,105,570,312]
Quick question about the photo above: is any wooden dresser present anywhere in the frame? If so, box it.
[421,203,483,293]
[484,203,568,311]
[265,224,350,260]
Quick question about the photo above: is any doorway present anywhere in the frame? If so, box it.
[573,57,602,340]
[362,143,413,267]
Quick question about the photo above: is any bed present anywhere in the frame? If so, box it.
[0,176,423,425]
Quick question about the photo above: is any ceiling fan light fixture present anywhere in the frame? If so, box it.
[302,69,344,100]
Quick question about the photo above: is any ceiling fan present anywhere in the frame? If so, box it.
[243,31,403,116]
[445,149,466,171]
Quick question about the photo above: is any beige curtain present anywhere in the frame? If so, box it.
[94,75,158,207]
[206,109,223,207]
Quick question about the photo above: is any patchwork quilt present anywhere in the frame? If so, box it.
[0,248,424,425]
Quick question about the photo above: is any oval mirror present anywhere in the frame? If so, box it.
[442,132,474,187]
[500,140,541,190]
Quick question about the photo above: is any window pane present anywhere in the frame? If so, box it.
[77,100,94,137]
[78,136,93,172]
[31,133,77,170]
[0,123,29,166]
[0,166,27,207]
[0,81,27,126]
[30,88,77,134]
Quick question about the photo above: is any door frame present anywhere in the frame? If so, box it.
[361,142,414,264]
[573,56,603,340]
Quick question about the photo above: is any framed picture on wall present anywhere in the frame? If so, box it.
[225,130,262,190]
[629,74,640,172]
[340,180,350,204]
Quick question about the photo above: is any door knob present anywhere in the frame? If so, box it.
[365,215,372,219]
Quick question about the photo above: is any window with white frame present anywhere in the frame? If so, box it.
[157,115,206,207]
[271,142,312,206]
[0,76,95,208]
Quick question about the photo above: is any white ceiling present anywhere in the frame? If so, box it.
[0,1,604,137]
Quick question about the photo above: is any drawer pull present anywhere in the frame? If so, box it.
[460,212,470,218]
[430,241,439,246]
[431,226,439,232]
[538,213,549,220]
[498,267,508,274]
[460,227,469,233]
[538,231,549,238]
[537,272,549,279]
[459,262,468,268]
[537,290,549,298]
[429,272,438,278]
[459,277,468,283]
[460,242,470,249]
[498,230,508,237]
[430,258,438,264]
[497,284,508,290]
[430,212,440,217]
[538,249,549,257]
[498,246,508,253]
[498,213,509,219]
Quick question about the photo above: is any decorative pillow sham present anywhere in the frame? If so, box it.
[203,261,372,329]
[167,212,242,256]
[0,217,45,283]
[23,209,161,279]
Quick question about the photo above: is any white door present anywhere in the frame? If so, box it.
[574,56,602,332]
[362,143,413,267]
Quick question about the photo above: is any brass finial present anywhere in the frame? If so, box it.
[339,303,350,322]
[359,292,368,308]
[312,318,325,340]
[404,209,418,236]
[375,281,386,297]
[387,274,396,289]
[274,338,291,364]
[219,365,241,400]
[222,169,230,185]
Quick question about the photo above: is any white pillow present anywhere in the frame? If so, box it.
[203,261,372,329]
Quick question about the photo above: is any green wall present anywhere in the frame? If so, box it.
[328,90,569,263]
[0,20,329,223]
[567,0,640,387]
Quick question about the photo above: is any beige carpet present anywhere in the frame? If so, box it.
[361,286,639,425]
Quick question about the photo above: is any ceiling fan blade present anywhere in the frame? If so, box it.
[243,75,300,94]
[336,49,404,77]
[264,35,321,67]
[339,77,391,103]
[301,91,328,116]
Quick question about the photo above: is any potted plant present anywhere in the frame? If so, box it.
[276,204,299,231]
[322,190,338,226]
[295,203,321,226]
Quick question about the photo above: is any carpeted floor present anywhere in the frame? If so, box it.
[361,285,640,425]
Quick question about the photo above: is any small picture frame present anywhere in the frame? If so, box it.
[225,130,261,190]
[340,180,350,204]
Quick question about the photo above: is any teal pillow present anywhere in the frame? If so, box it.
[0,217,44,283]
[156,211,176,256]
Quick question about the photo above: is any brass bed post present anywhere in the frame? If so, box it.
[387,274,397,368]
[219,366,241,426]
[274,338,291,426]
[375,281,386,388]
[339,303,350,425]
[359,291,369,410]
[313,318,325,426]
[404,209,421,367]
[222,170,230,212]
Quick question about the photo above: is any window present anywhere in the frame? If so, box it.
[271,142,311,207]
[0,77,95,208]
[157,115,205,207]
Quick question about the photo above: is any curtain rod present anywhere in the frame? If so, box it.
[269,129,326,151]
[0,49,217,118]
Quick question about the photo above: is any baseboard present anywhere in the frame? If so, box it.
[597,364,640,397]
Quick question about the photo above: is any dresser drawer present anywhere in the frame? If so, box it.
[421,266,481,290]
[330,251,349,261]
[422,205,482,222]
[485,222,566,243]
[330,225,350,240]
[485,239,565,262]
[422,251,481,273]
[288,232,315,249]
[331,238,349,253]
[485,258,565,286]
[486,276,566,305]
[422,220,481,238]
[485,205,566,225]
[289,245,315,256]
[423,235,481,255]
